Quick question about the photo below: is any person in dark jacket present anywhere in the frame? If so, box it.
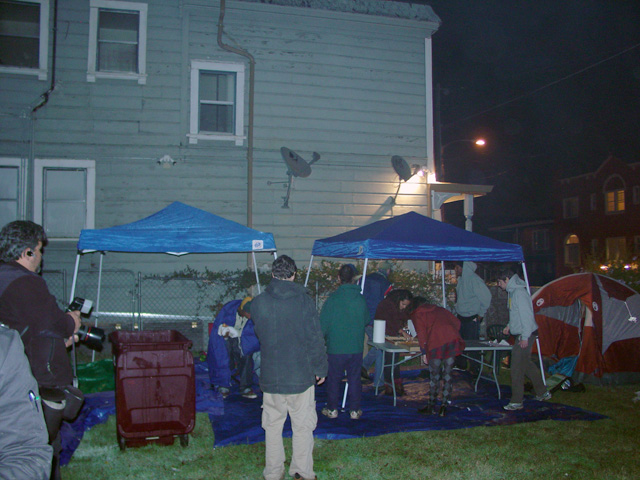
[410,297,465,417]
[251,255,328,480]
[0,221,82,480]
[0,324,52,480]
[375,288,412,396]
[319,264,369,420]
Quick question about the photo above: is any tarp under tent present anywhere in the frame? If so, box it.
[532,273,640,384]
[69,202,277,352]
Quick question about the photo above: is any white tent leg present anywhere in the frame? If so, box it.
[360,258,369,294]
[69,253,82,383]
[441,260,446,308]
[69,253,81,302]
[91,253,104,362]
[304,255,314,287]
[252,252,261,294]
[521,262,546,385]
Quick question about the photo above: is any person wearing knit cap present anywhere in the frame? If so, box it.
[207,296,260,399]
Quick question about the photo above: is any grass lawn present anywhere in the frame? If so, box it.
[62,376,640,480]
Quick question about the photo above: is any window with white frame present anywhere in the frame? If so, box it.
[87,0,147,84]
[0,0,49,80]
[189,60,245,145]
[0,158,23,227]
[34,160,95,239]
[563,197,579,219]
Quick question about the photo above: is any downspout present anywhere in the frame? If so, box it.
[33,0,58,114]
[217,0,255,236]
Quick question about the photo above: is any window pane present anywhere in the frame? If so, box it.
[44,169,86,201]
[42,169,87,237]
[97,9,139,73]
[200,72,235,102]
[200,104,234,133]
[0,1,40,68]
[44,202,86,238]
[0,166,19,226]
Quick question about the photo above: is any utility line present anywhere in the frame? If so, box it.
[444,41,640,128]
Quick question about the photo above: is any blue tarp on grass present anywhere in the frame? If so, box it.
[209,369,606,447]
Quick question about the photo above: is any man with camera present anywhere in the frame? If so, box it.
[0,221,82,480]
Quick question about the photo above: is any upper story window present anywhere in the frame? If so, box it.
[34,159,95,239]
[532,229,549,252]
[0,0,49,80]
[604,175,625,214]
[188,60,245,146]
[563,197,579,219]
[87,0,147,85]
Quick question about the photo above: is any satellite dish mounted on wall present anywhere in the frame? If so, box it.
[390,155,413,204]
[268,147,321,208]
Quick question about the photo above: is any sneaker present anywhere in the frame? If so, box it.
[217,387,230,398]
[349,409,363,420]
[321,407,338,419]
[293,474,317,480]
[535,391,552,402]
[503,402,523,411]
[241,388,257,399]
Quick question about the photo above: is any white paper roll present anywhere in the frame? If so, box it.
[373,319,386,343]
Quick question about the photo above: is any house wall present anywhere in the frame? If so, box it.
[555,156,640,277]
[0,0,441,278]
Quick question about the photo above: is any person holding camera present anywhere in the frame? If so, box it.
[0,221,82,480]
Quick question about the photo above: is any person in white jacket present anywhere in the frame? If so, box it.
[498,268,550,410]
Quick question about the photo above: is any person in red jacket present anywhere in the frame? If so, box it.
[410,297,465,417]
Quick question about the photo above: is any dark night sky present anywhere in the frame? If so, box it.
[416,0,640,231]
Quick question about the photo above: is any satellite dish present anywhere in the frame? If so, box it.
[281,147,320,178]
[269,147,321,208]
[391,155,413,182]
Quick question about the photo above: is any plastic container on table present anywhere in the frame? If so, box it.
[109,329,196,450]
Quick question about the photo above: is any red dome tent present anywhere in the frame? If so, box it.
[532,273,640,384]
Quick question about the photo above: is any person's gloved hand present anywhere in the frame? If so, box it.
[217,324,239,338]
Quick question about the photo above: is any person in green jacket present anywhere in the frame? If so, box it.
[320,264,370,420]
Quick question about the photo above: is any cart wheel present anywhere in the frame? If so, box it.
[117,434,126,451]
[179,435,189,447]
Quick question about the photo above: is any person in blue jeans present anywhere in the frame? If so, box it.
[320,264,370,420]
[360,262,392,386]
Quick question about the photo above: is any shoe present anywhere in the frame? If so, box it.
[503,402,523,411]
[438,404,447,417]
[349,409,363,420]
[417,402,435,415]
[241,388,257,399]
[535,391,552,402]
[321,407,338,419]
[217,387,230,398]
[293,474,317,480]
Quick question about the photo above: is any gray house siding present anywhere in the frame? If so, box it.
[0,0,440,277]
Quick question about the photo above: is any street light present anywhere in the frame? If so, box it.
[437,138,486,182]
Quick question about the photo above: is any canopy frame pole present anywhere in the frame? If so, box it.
[521,261,546,385]
[69,253,81,302]
[441,260,446,308]
[91,253,104,362]
[69,253,82,384]
[360,258,369,294]
[304,255,314,287]
[252,252,261,294]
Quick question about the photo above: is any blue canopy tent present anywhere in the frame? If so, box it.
[69,202,277,349]
[304,211,544,382]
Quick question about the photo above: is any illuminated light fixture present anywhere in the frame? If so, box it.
[475,138,486,146]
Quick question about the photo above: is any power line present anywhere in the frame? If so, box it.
[444,41,640,128]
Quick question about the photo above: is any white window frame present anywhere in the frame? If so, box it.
[188,60,245,146]
[0,0,49,80]
[605,189,625,214]
[87,0,147,85]
[33,159,96,240]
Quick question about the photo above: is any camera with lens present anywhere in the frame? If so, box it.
[66,297,105,351]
